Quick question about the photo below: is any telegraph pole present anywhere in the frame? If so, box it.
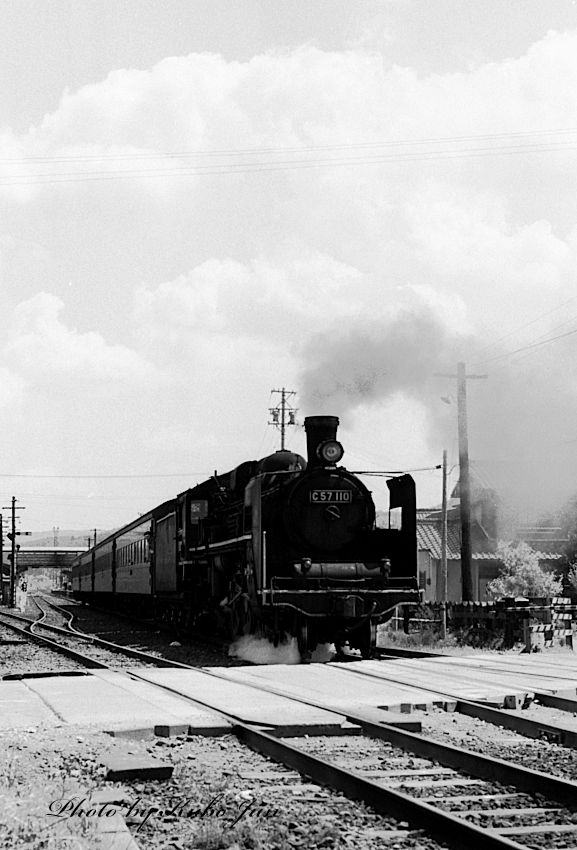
[0,514,4,604]
[436,363,487,602]
[2,497,26,607]
[440,449,448,638]
[269,388,297,450]
[457,362,474,601]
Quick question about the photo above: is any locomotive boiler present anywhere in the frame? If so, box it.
[72,415,419,659]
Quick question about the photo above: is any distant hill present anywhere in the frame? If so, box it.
[17,530,115,548]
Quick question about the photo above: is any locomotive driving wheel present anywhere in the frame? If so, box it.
[295,617,313,663]
[239,597,255,636]
[354,620,377,660]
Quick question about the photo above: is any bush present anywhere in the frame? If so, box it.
[567,564,577,595]
[487,540,563,599]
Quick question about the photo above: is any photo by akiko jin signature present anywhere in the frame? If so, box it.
[48,793,280,830]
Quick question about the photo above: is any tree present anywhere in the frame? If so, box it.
[486,541,563,600]
[567,564,577,596]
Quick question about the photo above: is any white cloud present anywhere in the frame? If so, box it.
[3,27,577,525]
[0,366,26,408]
[133,251,365,351]
[0,130,36,203]
[10,29,574,204]
[406,184,570,282]
[4,293,154,382]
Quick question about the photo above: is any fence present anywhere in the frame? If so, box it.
[389,597,577,651]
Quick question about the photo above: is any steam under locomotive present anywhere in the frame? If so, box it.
[72,415,419,658]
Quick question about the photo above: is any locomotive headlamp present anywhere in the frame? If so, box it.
[316,440,344,465]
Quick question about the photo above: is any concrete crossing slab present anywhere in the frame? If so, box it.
[0,680,61,729]
[356,654,577,700]
[344,659,533,703]
[206,663,448,713]
[20,671,229,734]
[3,651,571,737]
[131,667,349,732]
[438,653,577,680]
[371,655,577,697]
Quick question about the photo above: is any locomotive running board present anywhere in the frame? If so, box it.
[260,588,420,615]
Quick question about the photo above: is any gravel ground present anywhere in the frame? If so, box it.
[0,726,452,850]
[0,595,250,673]
[522,701,577,733]
[2,662,577,848]
[418,706,577,782]
[0,619,88,677]
[31,596,250,668]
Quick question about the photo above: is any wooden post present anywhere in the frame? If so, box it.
[441,450,448,639]
[457,363,474,602]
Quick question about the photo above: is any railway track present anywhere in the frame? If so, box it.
[124,663,577,849]
[47,592,244,657]
[339,659,577,750]
[3,599,577,845]
[0,598,196,672]
[274,729,577,848]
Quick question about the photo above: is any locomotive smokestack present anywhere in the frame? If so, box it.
[304,415,344,467]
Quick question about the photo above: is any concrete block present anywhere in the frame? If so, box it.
[355,708,422,732]
[186,722,231,737]
[103,755,173,782]
[504,694,527,710]
[154,723,189,738]
[105,727,156,740]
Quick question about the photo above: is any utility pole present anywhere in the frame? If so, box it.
[440,450,448,639]
[53,526,59,547]
[457,362,474,602]
[1,497,26,607]
[0,514,4,605]
[436,363,487,602]
[269,388,297,450]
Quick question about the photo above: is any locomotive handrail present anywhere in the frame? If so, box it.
[189,533,251,553]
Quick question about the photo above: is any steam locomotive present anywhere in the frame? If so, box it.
[72,416,419,658]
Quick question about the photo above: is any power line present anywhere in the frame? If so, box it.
[2,137,577,187]
[472,295,577,359]
[472,325,577,369]
[2,126,576,165]
[0,472,210,480]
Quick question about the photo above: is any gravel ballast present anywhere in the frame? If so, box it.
[0,725,453,850]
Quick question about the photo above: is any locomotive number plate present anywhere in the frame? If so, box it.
[310,490,352,503]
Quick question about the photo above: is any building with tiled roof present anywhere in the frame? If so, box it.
[416,485,564,602]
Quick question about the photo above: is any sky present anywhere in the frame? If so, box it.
[2,0,577,532]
